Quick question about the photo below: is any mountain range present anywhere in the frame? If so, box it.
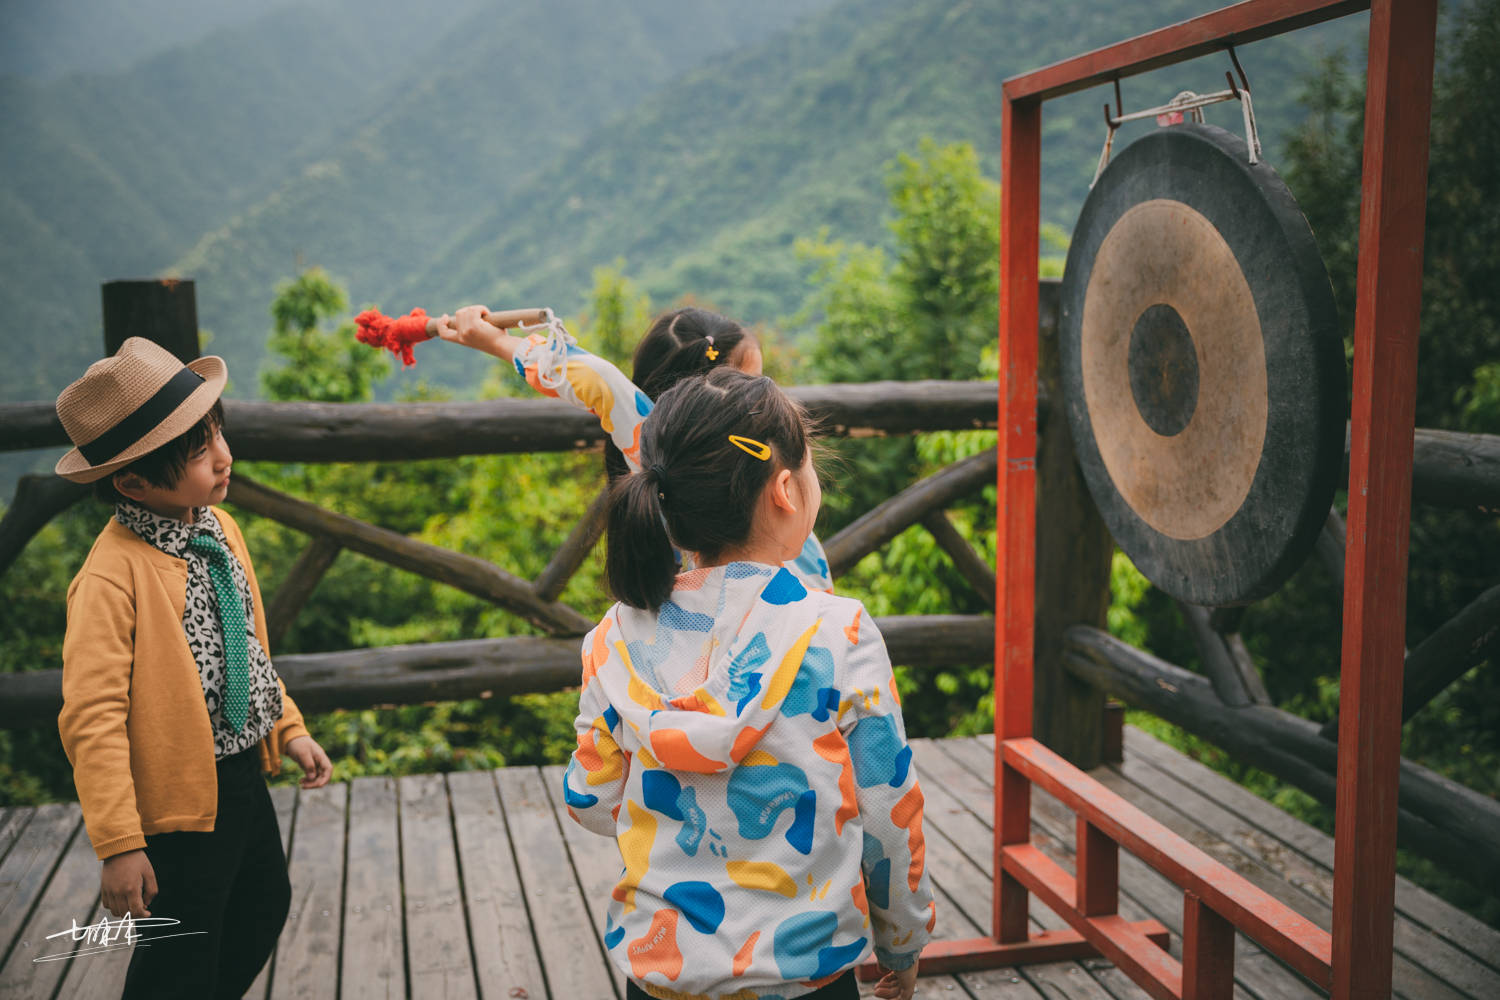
[2,0,1366,419]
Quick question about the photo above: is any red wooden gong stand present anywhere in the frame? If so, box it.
[916,2,1437,997]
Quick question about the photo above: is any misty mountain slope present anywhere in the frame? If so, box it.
[396,0,1363,367]
[0,0,493,398]
[0,0,289,80]
[167,0,837,386]
[1,0,1363,406]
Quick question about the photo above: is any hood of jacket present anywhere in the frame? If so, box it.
[584,562,828,774]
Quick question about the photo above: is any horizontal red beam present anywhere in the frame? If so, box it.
[1002,738,1333,988]
[1003,0,1368,102]
[853,925,1164,981]
[1004,843,1182,1000]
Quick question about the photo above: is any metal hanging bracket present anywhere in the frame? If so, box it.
[1089,46,1263,188]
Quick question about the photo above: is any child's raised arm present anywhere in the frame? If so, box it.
[836,610,935,975]
[438,306,835,591]
[446,305,653,472]
[433,304,532,363]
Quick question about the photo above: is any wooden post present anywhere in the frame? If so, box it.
[534,488,610,602]
[1182,892,1235,1000]
[265,536,343,647]
[1102,700,1125,764]
[1333,1,1437,996]
[918,509,996,605]
[1033,279,1113,767]
[995,88,1042,945]
[102,279,200,361]
[1075,817,1118,917]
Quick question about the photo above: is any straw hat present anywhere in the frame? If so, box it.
[54,337,227,483]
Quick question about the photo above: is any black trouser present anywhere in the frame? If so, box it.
[121,745,291,1000]
[627,969,858,999]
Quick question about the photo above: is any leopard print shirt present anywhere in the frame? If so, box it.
[115,502,282,759]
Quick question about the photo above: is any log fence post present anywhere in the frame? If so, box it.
[1032,279,1114,768]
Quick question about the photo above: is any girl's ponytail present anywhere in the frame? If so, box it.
[606,468,678,610]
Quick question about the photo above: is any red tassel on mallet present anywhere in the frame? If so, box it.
[354,308,434,367]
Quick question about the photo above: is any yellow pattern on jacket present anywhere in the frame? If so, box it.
[58,506,311,860]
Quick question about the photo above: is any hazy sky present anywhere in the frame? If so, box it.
[0,0,288,79]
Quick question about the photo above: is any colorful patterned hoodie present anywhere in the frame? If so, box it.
[563,562,934,999]
[513,328,834,591]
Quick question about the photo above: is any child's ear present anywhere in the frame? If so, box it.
[112,472,149,502]
[769,468,797,514]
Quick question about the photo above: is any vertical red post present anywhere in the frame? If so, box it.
[1333,0,1437,996]
[995,90,1042,943]
[1075,818,1118,917]
[1182,892,1235,1000]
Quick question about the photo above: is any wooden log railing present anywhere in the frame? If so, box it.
[3,278,1495,892]
[6,397,1495,502]
[224,474,597,636]
[0,387,1007,642]
[0,475,90,574]
[264,535,342,647]
[1320,581,1500,738]
[0,381,1002,460]
[823,449,999,577]
[0,283,1020,754]
[0,425,1005,726]
[1064,625,1500,890]
[0,616,995,727]
[0,381,1002,579]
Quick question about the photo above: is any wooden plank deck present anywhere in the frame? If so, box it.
[2,730,1496,999]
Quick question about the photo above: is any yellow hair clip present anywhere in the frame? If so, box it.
[728,435,771,460]
[705,336,719,361]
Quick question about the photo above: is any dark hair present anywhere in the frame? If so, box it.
[604,307,755,481]
[94,399,226,505]
[607,367,812,610]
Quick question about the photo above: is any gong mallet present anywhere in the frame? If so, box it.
[354,306,551,367]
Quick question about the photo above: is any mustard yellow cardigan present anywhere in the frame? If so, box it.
[58,506,311,860]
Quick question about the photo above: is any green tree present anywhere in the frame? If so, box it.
[795,141,1009,736]
[575,260,653,368]
[804,139,1000,385]
[262,269,390,403]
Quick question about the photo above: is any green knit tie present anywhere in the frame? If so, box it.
[188,534,250,732]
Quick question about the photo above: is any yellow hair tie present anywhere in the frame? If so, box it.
[728,435,771,460]
[705,336,719,361]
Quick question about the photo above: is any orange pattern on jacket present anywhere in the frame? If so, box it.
[812,730,859,835]
[628,909,683,982]
[731,931,760,977]
[582,618,613,684]
[892,785,927,892]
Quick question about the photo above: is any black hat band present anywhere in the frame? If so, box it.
[78,367,207,465]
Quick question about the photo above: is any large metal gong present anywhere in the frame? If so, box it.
[1059,123,1344,606]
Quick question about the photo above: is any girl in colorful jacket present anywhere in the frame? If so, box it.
[562,367,933,1000]
[436,304,833,591]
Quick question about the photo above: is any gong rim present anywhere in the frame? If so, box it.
[1058,123,1345,606]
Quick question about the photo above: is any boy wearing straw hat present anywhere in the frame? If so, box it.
[54,336,333,999]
